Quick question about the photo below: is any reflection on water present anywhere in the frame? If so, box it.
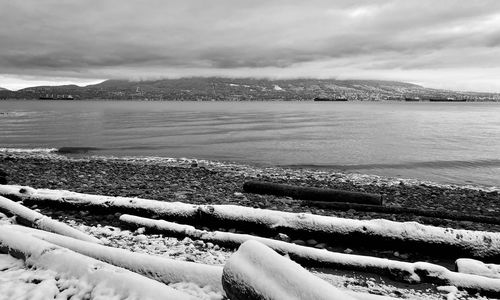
[1,100,499,187]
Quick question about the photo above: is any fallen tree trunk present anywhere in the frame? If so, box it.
[7,224,224,293]
[120,214,500,297]
[0,226,198,300]
[222,240,359,300]
[1,184,500,261]
[300,201,500,225]
[243,181,383,205]
[455,258,500,279]
[120,214,420,283]
[0,195,100,243]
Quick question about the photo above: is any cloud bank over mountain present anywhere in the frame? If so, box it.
[1,0,500,91]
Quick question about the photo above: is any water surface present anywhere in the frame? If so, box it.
[1,100,499,187]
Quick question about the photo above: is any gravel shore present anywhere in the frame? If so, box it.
[1,151,499,232]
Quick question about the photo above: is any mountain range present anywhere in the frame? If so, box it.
[1,78,499,101]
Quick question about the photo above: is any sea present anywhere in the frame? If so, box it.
[1,100,499,188]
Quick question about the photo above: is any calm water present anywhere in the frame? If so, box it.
[1,100,499,187]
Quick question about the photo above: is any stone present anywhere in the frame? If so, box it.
[275,233,291,242]
[133,234,147,242]
[306,239,318,246]
[292,239,306,246]
[135,227,146,234]
[399,253,409,260]
[314,243,327,249]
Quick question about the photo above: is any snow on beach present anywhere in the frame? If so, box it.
[1,191,499,299]
[1,210,495,300]
[0,226,199,300]
[1,150,500,299]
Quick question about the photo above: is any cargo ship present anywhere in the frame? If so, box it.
[313,97,348,102]
[428,98,466,102]
[39,94,74,100]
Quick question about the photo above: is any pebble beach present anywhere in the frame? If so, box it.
[1,150,499,232]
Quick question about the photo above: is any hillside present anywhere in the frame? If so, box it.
[0,78,499,101]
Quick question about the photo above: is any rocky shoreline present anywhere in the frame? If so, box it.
[1,151,499,232]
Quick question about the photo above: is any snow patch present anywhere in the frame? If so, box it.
[8,224,225,294]
[0,227,197,300]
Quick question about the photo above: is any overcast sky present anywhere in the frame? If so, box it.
[1,0,500,91]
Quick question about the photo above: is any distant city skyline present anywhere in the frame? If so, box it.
[1,0,500,92]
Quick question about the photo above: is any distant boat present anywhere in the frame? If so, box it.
[39,94,74,100]
[39,96,55,100]
[313,97,348,102]
[428,98,466,102]
[404,97,421,102]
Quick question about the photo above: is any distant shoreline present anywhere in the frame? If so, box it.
[1,78,499,101]
[2,98,500,102]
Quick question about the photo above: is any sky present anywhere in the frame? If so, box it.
[1,0,500,92]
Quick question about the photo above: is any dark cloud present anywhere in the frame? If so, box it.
[1,0,500,91]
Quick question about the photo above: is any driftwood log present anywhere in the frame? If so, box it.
[1,185,500,262]
[455,258,500,279]
[120,214,500,296]
[243,181,382,205]
[8,224,224,292]
[0,195,100,243]
[222,240,358,300]
[0,227,197,300]
[300,200,500,225]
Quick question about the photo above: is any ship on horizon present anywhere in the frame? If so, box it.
[39,94,75,100]
[313,97,348,102]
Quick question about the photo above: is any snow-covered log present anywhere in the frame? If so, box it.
[243,180,383,205]
[0,226,198,300]
[119,214,500,296]
[2,184,500,261]
[455,258,500,279]
[0,195,100,243]
[222,240,359,300]
[7,224,224,292]
[301,200,500,225]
